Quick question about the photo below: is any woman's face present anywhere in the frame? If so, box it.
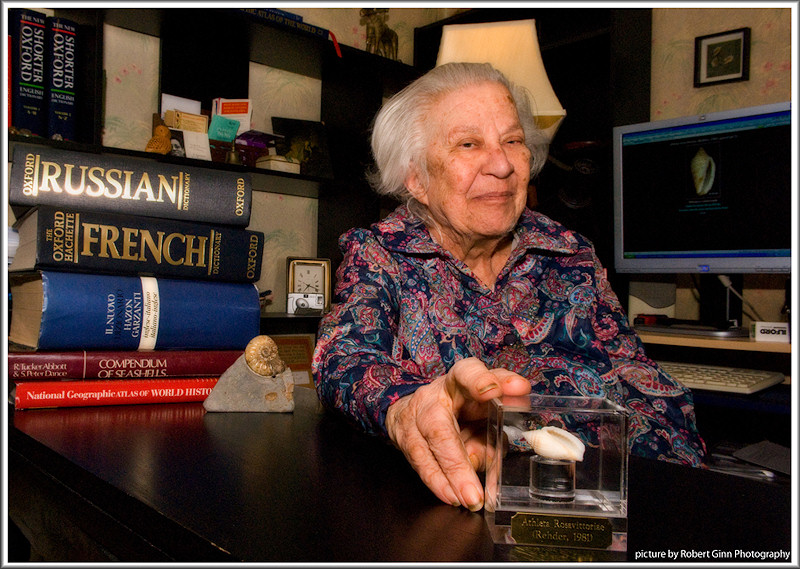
[408,81,531,246]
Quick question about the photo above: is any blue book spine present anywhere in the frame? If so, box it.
[239,8,328,39]
[33,271,260,350]
[46,17,78,141]
[10,9,47,136]
[241,8,303,23]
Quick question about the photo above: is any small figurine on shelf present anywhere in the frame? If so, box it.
[225,140,242,165]
[360,8,398,60]
[9,125,35,138]
[145,124,172,154]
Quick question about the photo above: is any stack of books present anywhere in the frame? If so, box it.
[8,142,265,409]
[9,8,78,141]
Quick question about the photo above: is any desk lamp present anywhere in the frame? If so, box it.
[435,19,566,143]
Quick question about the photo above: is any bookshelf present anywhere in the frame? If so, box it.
[8,7,421,328]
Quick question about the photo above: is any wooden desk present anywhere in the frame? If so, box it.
[637,331,791,354]
[7,390,793,562]
[637,331,793,449]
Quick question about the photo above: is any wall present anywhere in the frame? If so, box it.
[651,7,791,119]
[287,7,467,66]
[646,7,792,325]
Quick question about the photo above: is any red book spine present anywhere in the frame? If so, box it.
[13,377,219,409]
[8,350,241,380]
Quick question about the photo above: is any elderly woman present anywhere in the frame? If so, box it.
[312,62,706,512]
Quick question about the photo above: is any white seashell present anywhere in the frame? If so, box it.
[522,426,585,462]
[690,147,715,196]
[244,335,286,377]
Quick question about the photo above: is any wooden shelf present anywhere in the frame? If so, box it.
[260,313,321,336]
[638,331,791,354]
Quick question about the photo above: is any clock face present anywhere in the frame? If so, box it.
[292,263,325,294]
[287,258,331,313]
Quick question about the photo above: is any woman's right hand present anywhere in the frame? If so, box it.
[385,357,531,511]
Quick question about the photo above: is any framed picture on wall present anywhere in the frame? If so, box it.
[694,27,751,87]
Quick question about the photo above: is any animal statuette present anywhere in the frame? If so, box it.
[145,124,172,155]
[522,426,586,462]
[360,8,398,60]
[203,335,295,412]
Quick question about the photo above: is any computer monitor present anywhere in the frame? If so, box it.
[612,102,791,333]
[613,101,791,274]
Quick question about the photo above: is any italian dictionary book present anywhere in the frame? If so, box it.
[8,271,260,351]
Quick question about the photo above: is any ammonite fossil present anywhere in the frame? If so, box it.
[244,335,287,377]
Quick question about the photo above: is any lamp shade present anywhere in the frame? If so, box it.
[436,19,566,142]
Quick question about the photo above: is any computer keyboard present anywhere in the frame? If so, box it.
[656,361,786,394]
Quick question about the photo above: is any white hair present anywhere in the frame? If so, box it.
[367,62,550,209]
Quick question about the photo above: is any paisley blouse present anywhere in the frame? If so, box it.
[312,205,707,467]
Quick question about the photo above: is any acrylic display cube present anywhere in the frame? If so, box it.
[485,394,629,552]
